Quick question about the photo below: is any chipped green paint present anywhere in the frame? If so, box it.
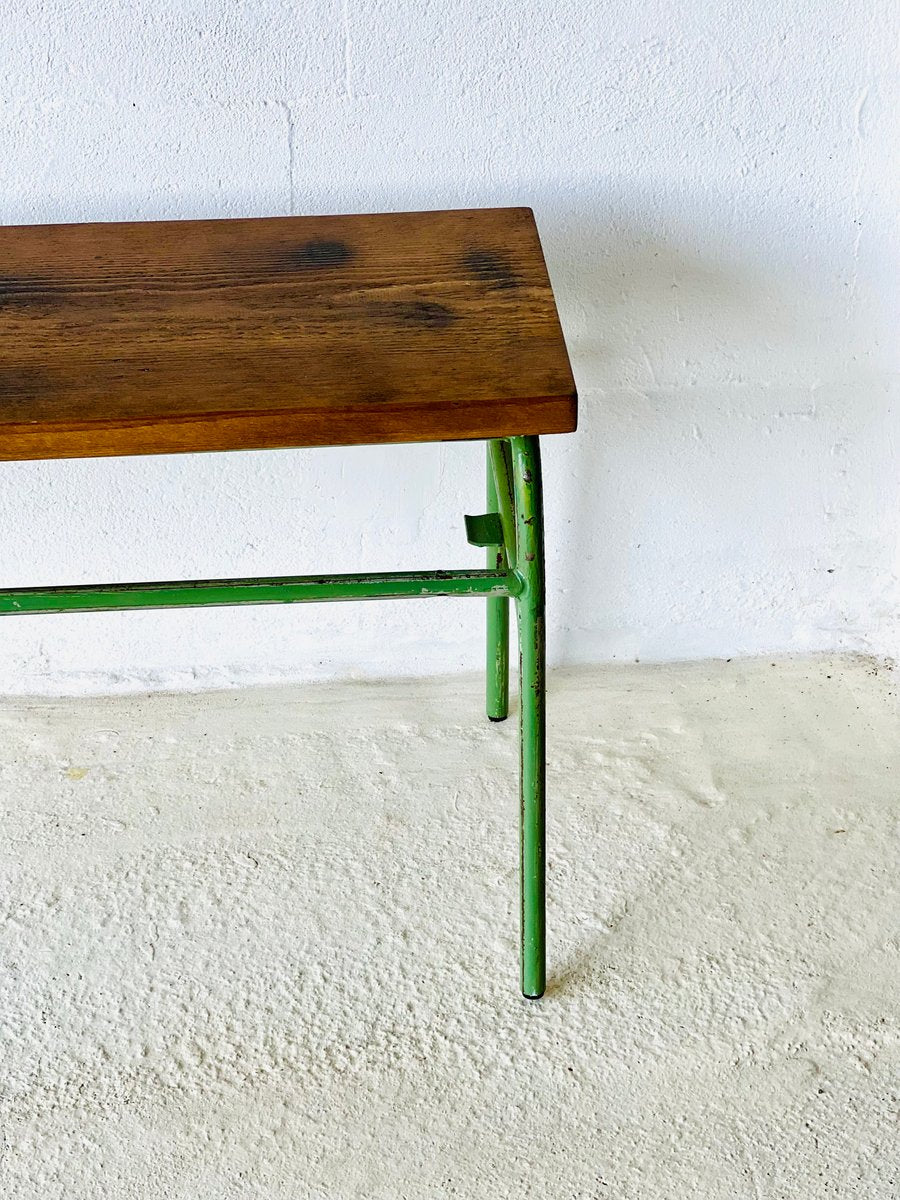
[0,569,518,615]
[509,435,546,999]
[488,437,518,571]
[485,441,510,723]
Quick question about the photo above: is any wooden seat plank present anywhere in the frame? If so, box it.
[0,207,576,460]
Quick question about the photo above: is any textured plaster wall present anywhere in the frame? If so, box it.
[1,2,898,692]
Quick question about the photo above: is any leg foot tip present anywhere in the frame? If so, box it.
[488,714,508,723]
[522,990,545,1000]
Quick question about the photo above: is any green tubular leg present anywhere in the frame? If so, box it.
[509,435,546,999]
[488,438,517,569]
[485,441,510,721]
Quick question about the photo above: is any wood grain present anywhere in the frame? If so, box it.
[0,208,577,460]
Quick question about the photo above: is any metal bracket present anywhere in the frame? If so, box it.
[465,512,504,548]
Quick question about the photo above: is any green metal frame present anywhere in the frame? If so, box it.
[0,435,547,997]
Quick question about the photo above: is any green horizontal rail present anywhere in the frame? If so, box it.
[0,568,520,616]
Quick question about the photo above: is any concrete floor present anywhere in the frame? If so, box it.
[0,655,897,1198]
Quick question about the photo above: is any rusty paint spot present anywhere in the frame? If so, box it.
[462,248,521,290]
[290,240,355,270]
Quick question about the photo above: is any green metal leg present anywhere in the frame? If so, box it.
[486,441,509,721]
[509,435,546,999]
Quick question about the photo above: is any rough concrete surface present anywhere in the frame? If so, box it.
[0,655,898,1198]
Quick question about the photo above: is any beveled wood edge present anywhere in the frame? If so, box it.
[0,392,578,461]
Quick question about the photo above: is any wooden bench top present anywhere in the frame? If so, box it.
[0,207,576,461]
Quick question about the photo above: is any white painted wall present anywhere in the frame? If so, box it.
[1,1,898,693]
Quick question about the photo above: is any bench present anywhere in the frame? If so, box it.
[0,206,577,997]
